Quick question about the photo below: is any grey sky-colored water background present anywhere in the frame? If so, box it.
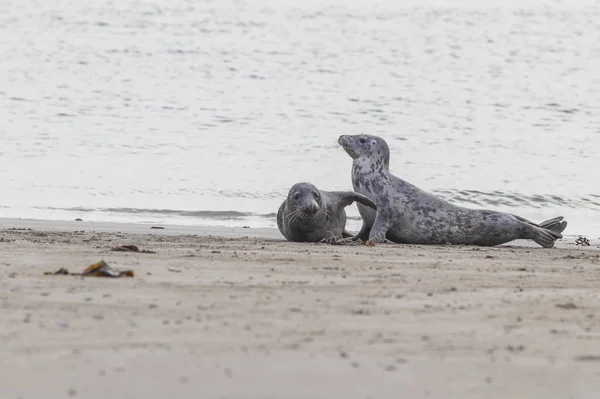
[1,0,599,235]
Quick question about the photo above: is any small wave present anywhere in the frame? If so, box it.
[432,190,600,209]
[30,190,600,223]
[33,207,277,220]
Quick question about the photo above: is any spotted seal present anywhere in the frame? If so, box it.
[337,134,567,248]
[277,182,377,243]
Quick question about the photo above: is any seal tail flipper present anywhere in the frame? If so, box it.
[342,229,354,238]
[512,214,565,248]
[538,216,567,235]
[531,227,563,248]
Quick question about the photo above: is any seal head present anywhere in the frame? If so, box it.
[285,182,323,218]
[338,134,390,165]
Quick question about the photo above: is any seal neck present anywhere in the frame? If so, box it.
[353,156,389,172]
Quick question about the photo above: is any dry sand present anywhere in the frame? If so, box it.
[1,219,600,399]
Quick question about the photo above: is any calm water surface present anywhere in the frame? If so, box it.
[1,0,599,235]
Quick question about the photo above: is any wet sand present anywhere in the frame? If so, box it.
[1,219,599,399]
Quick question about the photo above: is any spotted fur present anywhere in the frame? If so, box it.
[338,134,567,248]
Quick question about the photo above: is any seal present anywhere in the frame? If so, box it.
[337,134,567,248]
[277,182,377,243]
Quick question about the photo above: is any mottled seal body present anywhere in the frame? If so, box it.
[277,182,377,243]
[338,134,567,248]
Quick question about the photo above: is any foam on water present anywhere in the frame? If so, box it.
[1,0,599,236]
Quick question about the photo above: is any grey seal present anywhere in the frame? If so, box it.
[338,134,567,248]
[277,182,377,243]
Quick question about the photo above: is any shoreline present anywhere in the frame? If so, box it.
[0,217,283,239]
[0,216,596,248]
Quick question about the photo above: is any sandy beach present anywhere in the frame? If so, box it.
[1,218,600,399]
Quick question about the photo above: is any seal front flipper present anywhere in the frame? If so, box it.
[342,229,354,238]
[336,192,377,210]
[320,234,356,245]
[367,211,391,243]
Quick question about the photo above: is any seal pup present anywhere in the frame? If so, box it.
[338,134,567,248]
[277,182,377,243]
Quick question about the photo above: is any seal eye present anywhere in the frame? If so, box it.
[359,137,367,144]
[313,192,320,199]
[293,193,301,200]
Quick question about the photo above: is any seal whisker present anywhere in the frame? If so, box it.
[315,209,328,223]
[288,210,301,225]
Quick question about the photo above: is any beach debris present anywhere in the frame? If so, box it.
[168,267,182,273]
[150,226,165,230]
[46,268,70,275]
[362,241,377,247]
[110,244,156,253]
[44,260,134,278]
[575,236,590,246]
[242,226,250,228]
[75,218,83,222]
[81,261,134,277]
[555,302,577,310]
[45,269,65,276]
[574,355,600,362]
[505,344,525,353]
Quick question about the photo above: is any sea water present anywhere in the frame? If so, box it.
[1,0,599,235]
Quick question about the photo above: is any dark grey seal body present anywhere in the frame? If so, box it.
[338,134,567,248]
[277,182,377,242]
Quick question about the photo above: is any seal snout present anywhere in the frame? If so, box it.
[299,198,320,216]
[338,135,359,159]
